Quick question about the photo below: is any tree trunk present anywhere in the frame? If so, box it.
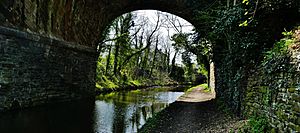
[150,37,159,77]
[113,43,120,75]
[105,44,112,75]
[166,50,170,73]
[170,50,178,74]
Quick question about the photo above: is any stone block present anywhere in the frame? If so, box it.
[259,86,268,93]
[288,88,296,93]
[291,94,300,102]
[0,27,96,112]
[292,102,300,113]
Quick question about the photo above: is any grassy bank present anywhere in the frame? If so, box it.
[94,74,197,94]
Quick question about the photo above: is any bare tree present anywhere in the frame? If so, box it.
[118,11,162,71]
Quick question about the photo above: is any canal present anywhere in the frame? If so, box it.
[0,86,187,133]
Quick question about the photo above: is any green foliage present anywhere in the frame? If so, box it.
[170,65,185,82]
[182,51,196,82]
[248,28,300,109]
[248,116,269,132]
[198,64,208,78]
[238,115,269,133]
[96,76,119,91]
[97,11,207,92]
[240,27,300,133]
[185,83,209,93]
[171,33,189,50]
[129,80,142,86]
[195,3,262,113]
[192,0,300,114]
[170,32,209,83]
[261,33,292,75]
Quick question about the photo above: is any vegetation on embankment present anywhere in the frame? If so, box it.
[191,0,300,115]
[95,11,209,93]
[188,1,300,132]
[237,27,300,132]
[95,73,181,93]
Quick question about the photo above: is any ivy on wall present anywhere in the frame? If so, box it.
[193,0,300,114]
[240,27,300,133]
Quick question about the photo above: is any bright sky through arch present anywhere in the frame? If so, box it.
[132,10,196,65]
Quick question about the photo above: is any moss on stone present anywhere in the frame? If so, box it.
[292,103,300,113]
[288,88,296,93]
[288,114,298,123]
[296,125,300,132]
[288,122,297,130]
[291,94,300,102]
[270,128,276,133]
[259,86,268,93]
[276,110,285,120]
[246,92,255,98]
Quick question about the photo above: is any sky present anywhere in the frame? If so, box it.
[134,10,194,35]
[105,10,197,65]
[133,10,196,65]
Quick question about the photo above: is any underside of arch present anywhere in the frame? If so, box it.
[0,0,214,47]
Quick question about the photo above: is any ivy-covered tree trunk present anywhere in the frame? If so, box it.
[150,37,159,77]
[113,43,120,75]
[105,44,112,75]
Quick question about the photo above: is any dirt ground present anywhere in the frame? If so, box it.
[139,87,244,133]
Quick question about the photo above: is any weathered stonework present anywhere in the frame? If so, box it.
[0,0,214,47]
[0,26,97,112]
[243,49,300,132]
[0,2,298,133]
[209,61,216,97]
[0,0,215,112]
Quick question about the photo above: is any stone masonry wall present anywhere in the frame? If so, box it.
[209,61,216,97]
[243,49,300,132]
[0,26,97,112]
[0,0,213,46]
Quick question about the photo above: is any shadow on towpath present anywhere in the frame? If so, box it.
[139,87,244,133]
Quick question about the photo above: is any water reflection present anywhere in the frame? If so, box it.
[0,87,184,133]
[0,99,95,133]
[94,89,184,132]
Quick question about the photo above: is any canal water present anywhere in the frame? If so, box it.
[0,86,186,133]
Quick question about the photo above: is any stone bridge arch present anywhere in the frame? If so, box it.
[0,0,214,46]
[0,0,215,111]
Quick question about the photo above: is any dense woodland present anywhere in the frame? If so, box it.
[95,11,209,92]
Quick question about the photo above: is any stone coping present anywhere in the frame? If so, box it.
[0,26,97,54]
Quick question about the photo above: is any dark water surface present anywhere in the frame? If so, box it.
[0,87,185,133]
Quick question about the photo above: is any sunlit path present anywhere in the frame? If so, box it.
[177,86,215,103]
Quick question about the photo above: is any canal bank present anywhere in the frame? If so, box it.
[95,83,195,95]
[139,86,242,133]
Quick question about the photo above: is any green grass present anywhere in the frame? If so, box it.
[96,76,119,91]
[128,80,142,86]
[185,83,209,92]
[131,89,141,93]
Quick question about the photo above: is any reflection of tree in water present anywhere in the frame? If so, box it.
[129,104,140,131]
[126,102,169,132]
[141,106,147,122]
[96,88,183,132]
[112,102,127,133]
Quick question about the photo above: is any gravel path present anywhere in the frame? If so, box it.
[139,87,243,133]
[177,86,216,103]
